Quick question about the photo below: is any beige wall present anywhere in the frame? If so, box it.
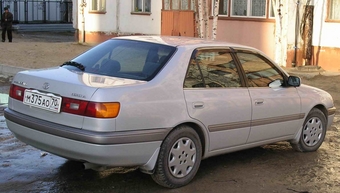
[215,19,275,61]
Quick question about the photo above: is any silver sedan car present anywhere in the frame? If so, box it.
[5,36,336,188]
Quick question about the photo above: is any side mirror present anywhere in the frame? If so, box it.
[287,76,301,87]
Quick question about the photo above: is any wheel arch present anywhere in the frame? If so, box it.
[165,122,208,158]
[312,104,328,123]
[291,105,328,146]
[183,122,207,157]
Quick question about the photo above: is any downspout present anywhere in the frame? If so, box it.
[73,0,78,41]
[116,0,120,36]
[80,0,87,43]
[292,0,300,67]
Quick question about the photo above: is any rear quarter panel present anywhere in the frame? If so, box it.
[90,47,198,132]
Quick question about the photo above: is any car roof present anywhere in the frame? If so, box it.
[113,36,255,50]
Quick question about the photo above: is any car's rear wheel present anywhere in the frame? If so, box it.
[291,108,327,152]
[151,125,202,188]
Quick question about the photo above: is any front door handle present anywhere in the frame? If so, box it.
[254,99,264,106]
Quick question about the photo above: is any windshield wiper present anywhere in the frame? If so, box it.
[61,61,85,71]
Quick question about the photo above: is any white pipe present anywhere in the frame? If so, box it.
[116,0,120,35]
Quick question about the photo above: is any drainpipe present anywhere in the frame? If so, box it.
[80,0,87,43]
[116,0,120,36]
[292,0,300,67]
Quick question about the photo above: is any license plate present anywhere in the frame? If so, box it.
[23,89,62,113]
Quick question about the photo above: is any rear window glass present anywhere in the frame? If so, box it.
[70,39,176,81]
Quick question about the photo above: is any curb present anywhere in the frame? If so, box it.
[283,67,340,79]
[0,64,29,80]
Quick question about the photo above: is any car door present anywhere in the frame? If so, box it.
[235,50,302,143]
[183,48,252,151]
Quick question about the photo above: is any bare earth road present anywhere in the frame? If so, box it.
[0,32,339,193]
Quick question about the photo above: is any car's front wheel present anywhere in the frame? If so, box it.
[151,125,202,188]
[291,108,327,152]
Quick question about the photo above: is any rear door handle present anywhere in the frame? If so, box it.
[193,102,204,109]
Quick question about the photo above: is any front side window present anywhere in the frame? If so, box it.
[231,0,266,18]
[237,52,284,87]
[328,0,340,21]
[90,0,106,12]
[133,0,151,12]
[184,50,241,88]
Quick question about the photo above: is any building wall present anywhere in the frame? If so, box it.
[76,0,162,43]
[215,19,275,60]
[119,0,161,35]
[74,0,340,71]
[312,0,340,71]
[214,0,340,71]
[286,0,340,71]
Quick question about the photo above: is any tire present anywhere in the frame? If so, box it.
[151,125,202,188]
[291,108,327,152]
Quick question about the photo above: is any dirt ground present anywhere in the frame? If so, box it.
[0,32,340,193]
[0,32,91,69]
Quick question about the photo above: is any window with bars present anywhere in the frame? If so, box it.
[90,0,106,12]
[328,0,340,21]
[133,0,151,13]
[231,0,266,18]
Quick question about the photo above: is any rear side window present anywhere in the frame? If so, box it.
[71,39,176,81]
[237,52,284,87]
[184,49,241,88]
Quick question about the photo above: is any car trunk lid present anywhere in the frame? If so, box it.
[8,67,144,129]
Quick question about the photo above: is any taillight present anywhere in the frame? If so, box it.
[85,102,120,118]
[61,98,89,116]
[61,98,120,118]
[9,84,25,101]
[9,84,120,118]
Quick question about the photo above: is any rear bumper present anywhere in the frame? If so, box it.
[5,108,169,166]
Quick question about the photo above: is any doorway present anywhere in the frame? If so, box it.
[161,0,196,37]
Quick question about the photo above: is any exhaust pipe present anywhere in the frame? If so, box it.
[83,163,108,171]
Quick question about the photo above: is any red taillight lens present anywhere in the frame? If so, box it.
[85,102,120,118]
[61,98,120,118]
[9,84,25,101]
[61,98,89,116]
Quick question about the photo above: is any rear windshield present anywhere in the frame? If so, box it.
[70,39,176,81]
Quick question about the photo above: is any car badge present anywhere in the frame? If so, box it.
[42,82,50,90]
[13,80,27,86]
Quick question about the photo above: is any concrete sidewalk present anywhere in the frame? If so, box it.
[0,64,28,80]
[283,67,340,79]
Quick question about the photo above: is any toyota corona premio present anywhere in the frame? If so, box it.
[5,36,336,188]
